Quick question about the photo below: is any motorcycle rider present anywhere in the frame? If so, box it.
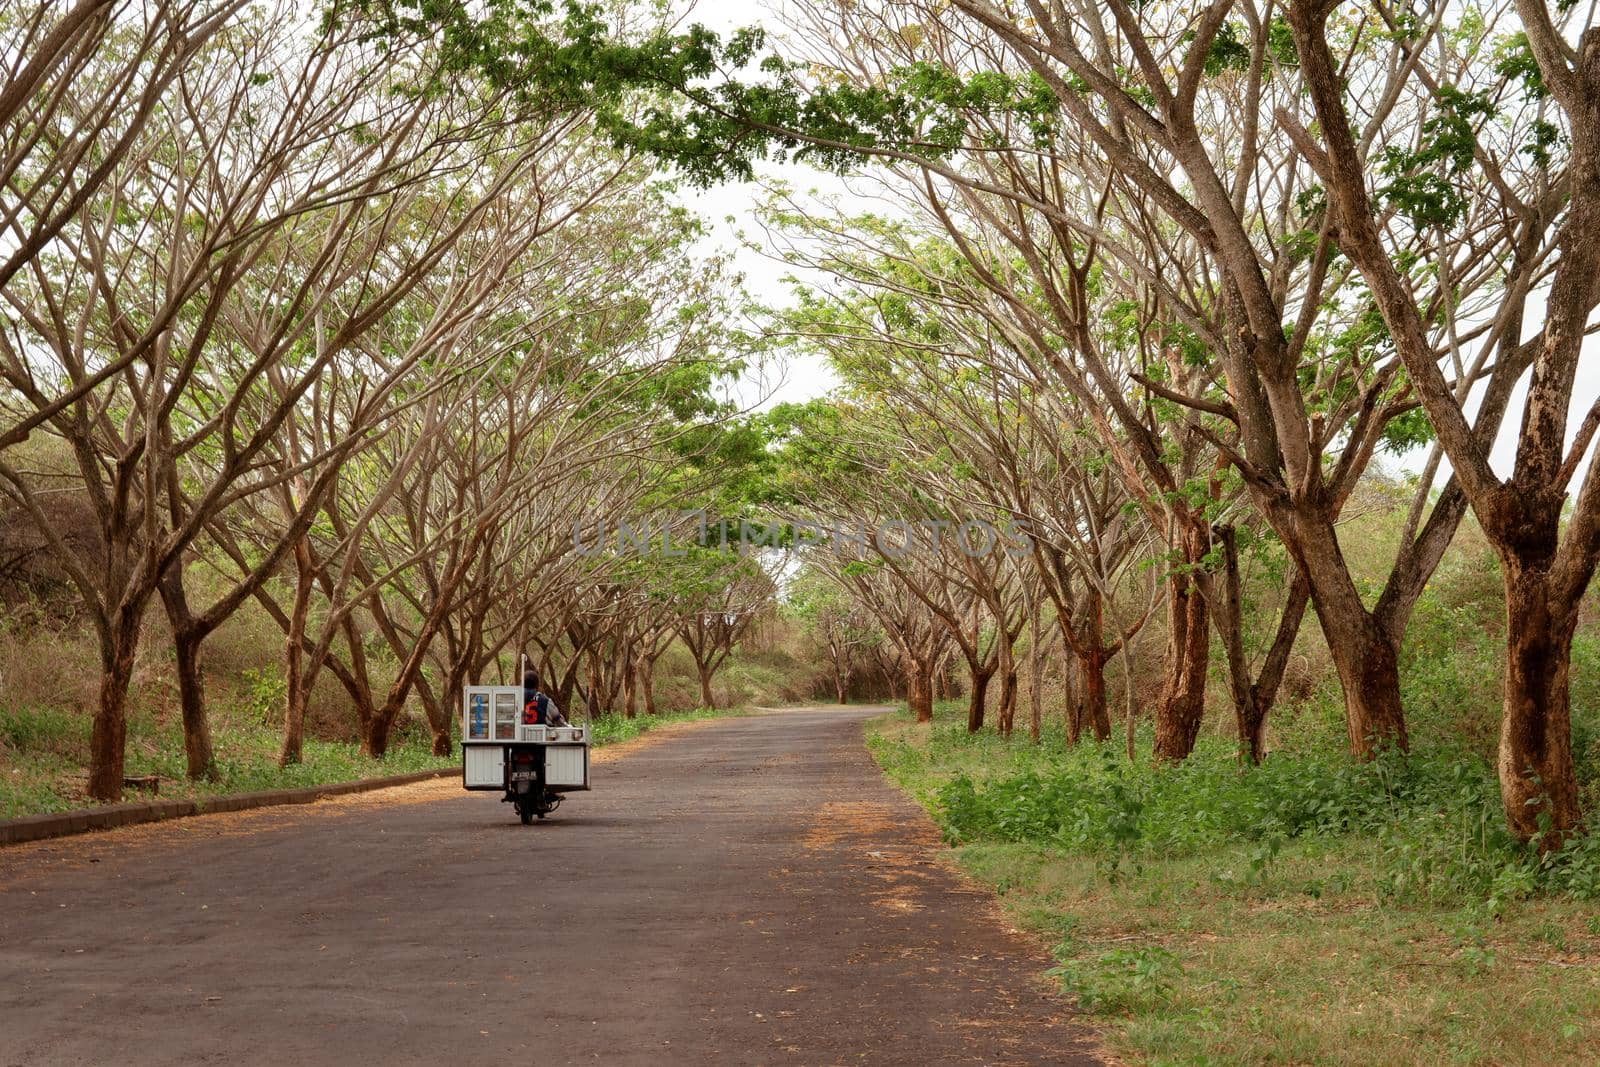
[521,668,569,727]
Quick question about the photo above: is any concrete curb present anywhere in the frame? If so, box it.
[0,768,455,847]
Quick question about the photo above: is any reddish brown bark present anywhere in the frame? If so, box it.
[907,659,935,723]
[1497,553,1584,844]
[87,625,139,802]
[965,661,995,733]
[1077,648,1111,743]
[697,663,716,711]
[278,539,316,767]
[641,656,660,716]
[1152,520,1211,762]
[996,665,1018,738]
[157,564,217,781]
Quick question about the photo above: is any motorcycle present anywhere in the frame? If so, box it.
[506,746,562,823]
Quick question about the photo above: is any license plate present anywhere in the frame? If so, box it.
[511,770,536,781]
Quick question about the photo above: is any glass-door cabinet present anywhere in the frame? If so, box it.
[462,687,523,742]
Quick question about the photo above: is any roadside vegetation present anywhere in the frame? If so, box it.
[872,709,1600,1065]
[0,557,835,822]
[0,581,831,820]
[865,515,1600,1064]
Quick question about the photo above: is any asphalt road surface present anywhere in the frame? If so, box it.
[0,707,1100,1065]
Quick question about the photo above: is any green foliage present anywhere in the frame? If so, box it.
[891,718,1600,905]
[1266,16,1299,68]
[1522,118,1563,169]
[0,704,83,754]
[1377,86,1495,229]
[352,1,1078,185]
[871,686,1600,1060]
[1187,21,1251,77]
[1048,945,1183,1014]
[1380,406,1434,454]
[241,668,287,727]
[1491,32,1548,100]
[134,725,450,796]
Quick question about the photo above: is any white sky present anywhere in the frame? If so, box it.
[676,0,1600,488]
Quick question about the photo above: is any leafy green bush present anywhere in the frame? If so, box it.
[240,667,287,727]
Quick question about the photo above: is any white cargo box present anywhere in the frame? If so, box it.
[464,744,504,788]
[545,745,588,788]
[516,724,590,743]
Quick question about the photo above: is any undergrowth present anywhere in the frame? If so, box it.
[869,712,1600,1065]
[889,726,1600,907]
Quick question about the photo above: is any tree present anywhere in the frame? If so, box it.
[673,550,775,710]
[1284,0,1600,842]
[789,569,882,704]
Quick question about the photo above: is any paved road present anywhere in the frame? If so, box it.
[0,707,1099,1065]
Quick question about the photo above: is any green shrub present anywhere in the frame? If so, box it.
[240,667,287,727]
[1048,945,1183,1015]
[0,704,84,755]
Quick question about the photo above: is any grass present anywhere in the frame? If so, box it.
[867,709,1600,1066]
[0,698,741,821]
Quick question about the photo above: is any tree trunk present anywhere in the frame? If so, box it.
[586,650,604,715]
[1499,560,1583,846]
[361,710,395,759]
[907,659,934,723]
[641,657,659,716]
[280,683,311,766]
[1063,653,1082,744]
[1062,589,1114,743]
[278,541,316,767]
[87,621,140,803]
[1066,690,1083,745]
[430,719,453,757]
[697,661,716,710]
[1211,526,1311,764]
[997,666,1017,738]
[1153,522,1210,762]
[965,661,994,733]
[1079,649,1111,742]
[172,630,217,780]
[1027,608,1043,744]
[156,564,217,781]
[828,635,852,703]
[554,655,581,712]
[622,651,638,720]
[1312,597,1409,757]
[1292,518,1410,757]
[414,674,453,757]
